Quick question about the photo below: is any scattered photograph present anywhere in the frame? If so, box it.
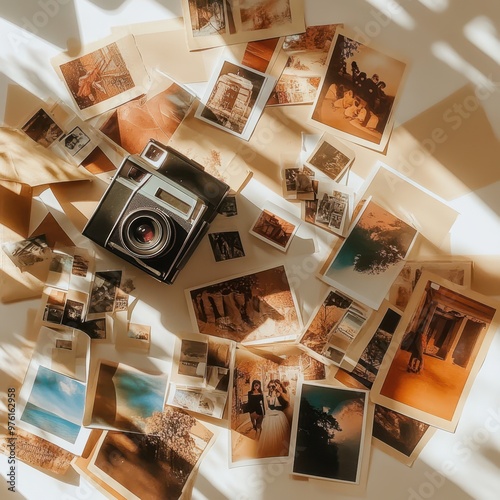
[299,288,371,367]
[268,24,341,106]
[46,253,73,290]
[230,346,298,465]
[371,272,500,431]
[99,81,196,155]
[310,28,407,152]
[72,253,90,277]
[182,0,305,50]
[88,406,214,500]
[320,199,418,310]
[127,323,151,341]
[314,185,353,236]
[219,195,238,217]
[88,270,122,315]
[179,339,208,379]
[208,231,245,261]
[186,265,302,345]
[296,167,317,201]
[42,288,67,325]
[250,208,298,252]
[169,333,235,419]
[0,428,75,475]
[61,298,85,328]
[195,59,276,140]
[282,167,300,199]
[52,35,148,119]
[61,126,90,156]
[55,339,73,350]
[291,381,370,484]
[79,318,108,341]
[20,366,86,445]
[1,234,50,268]
[388,260,472,311]
[21,108,64,148]
[87,360,167,432]
[167,387,228,419]
[305,133,355,181]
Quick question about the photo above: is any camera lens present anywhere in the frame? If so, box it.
[132,222,156,243]
[121,209,175,259]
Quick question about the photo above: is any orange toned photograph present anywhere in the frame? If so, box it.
[371,272,500,431]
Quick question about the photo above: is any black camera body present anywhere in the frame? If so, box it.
[83,141,230,284]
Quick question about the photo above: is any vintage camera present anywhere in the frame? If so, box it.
[83,140,230,284]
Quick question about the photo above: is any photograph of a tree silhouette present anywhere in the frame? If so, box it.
[333,201,416,275]
[293,383,368,482]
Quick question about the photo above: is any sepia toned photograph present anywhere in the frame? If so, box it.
[58,42,134,111]
[21,108,64,148]
[167,386,228,419]
[0,428,75,475]
[372,404,434,466]
[182,0,305,50]
[99,82,196,155]
[250,208,298,252]
[305,133,355,181]
[282,167,299,199]
[127,323,151,341]
[388,260,472,311]
[371,272,500,431]
[310,28,407,152]
[268,24,341,106]
[87,360,167,432]
[230,346,297,465]
[88,406,214,500]
[291,381,370,484]
[208,231,245,261]
[321,199,418,310]
[195,59,276,140]
[179,339,208,379]
[46,253,73,290]
[61,298,85,328]
[71,253,90,278]
[53,34,148,119]
[186,265,302,345]
[2,234,50,269]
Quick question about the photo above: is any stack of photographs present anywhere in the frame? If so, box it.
[167,332,236,419]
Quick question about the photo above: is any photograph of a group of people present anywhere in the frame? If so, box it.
[311,30,406,150]
[230,346,325,465]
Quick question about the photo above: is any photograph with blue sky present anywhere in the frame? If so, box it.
[90,361,167,432]
[21,365,85,444]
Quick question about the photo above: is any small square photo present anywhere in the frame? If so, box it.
[250,209,298,252]
[208,231,245,261]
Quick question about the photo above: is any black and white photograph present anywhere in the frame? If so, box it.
[208,231,245,261]
[2,235,50,268]
[282,167,300,199]
[88,270,122,316]
[79,318,108,341]
[21,109,64,148]
[61,298,85,328]
[61,126,90,156]
[42,288,67,325]
[310,28,407,152]
[219,195,238,217]
[305,133,355,181]
[195,58,276,140]
[178,339,208,379]
[314,186,352,236]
